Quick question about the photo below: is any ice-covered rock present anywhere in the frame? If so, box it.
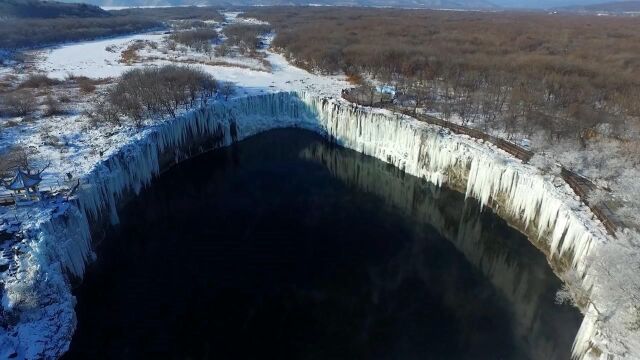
[0,92,612,359]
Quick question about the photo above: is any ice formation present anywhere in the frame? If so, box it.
[300,142,576,360]
[0,92,611,359]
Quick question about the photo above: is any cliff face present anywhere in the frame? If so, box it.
[0,92,609,359]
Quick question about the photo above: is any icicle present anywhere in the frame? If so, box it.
[4,91,613,360]
[572,304,598,359]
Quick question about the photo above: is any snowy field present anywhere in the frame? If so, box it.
[37,20,346,97]
[1,12,348,202]
[37,33,167,79]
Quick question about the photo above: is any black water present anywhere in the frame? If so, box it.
[64,129,581,360]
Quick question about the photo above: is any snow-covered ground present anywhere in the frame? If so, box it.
[37,33,166,79]
[0,10,636,360]
[417,107,640,232]
[36,19,346,97]
[1,12,348,201]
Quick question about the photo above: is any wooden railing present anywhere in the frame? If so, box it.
[0,194,14,206]
[561,168,620,236]
[342,89,619,235]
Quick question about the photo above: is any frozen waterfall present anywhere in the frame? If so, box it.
[1,91,610,360]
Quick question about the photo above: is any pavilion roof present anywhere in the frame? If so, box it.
[4,170,42,191]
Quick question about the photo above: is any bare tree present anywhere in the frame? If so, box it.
[85,95,121,126]
[0,146,35,177]
[215,44,229,57]
[1,90,37,116]
[557,230,640,343]
[219,82,235,101]
[94,65,217,126]
[223,24,271,55]
[589,231,640,330]
[43,95,63,117]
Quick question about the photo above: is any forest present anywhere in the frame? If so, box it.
[0,6,224,50]
[244,7,640,147]
[223,24,272,55]
[0,0,109,19]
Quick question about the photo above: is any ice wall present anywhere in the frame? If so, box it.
[300,142,576,360]
[1,204,90,359]
[1,92,610,359]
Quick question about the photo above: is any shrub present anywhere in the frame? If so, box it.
[219,82,235,100]
[215,43,229,57]
[94,65,217,127]
[1,89,36,116]
[85,96,121,127]
[223,24,271,55]
[0,146,33,177]
[42,95,63,117]
[169,28,218,51]
[120,41,146,64]
[171,20,209,30]
[18,74,61,89]
[78,78,96,93]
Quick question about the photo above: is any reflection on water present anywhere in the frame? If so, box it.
[65,129,581,360]
[301,141,582,360]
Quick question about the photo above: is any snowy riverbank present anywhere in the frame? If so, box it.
[0,91,621,359]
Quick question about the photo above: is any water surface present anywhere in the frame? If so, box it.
[65,129,581,360]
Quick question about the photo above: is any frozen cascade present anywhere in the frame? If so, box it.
[301,143,573,360]
[1,92,610,359]
[1,205,89,359]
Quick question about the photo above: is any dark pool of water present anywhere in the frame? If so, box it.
[64,129,581,360]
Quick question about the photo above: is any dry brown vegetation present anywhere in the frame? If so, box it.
[0,16,160,50]
[111,7,224,23]
[120,41,146,64]
[42,95,64,117]
[1,89,37,116]
[0,7,224,51]
[245,7,640,144]
[0,146,34,178]
[1,74,107,118]
[169,28,218,52]
[170,19,211,30]
[75,77,97,94]
[223,24,271,55]
[18,74,61,89]
[88,65,219,127]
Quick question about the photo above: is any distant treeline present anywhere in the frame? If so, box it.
[0,17,160,50]
[245,7,640,143]
[0,6,224,50]
[0,0,109,19]
[110,7,225,22]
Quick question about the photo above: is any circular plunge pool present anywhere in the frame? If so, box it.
[63,129,581,360]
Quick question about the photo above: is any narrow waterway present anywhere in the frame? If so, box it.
[64,129,581,360]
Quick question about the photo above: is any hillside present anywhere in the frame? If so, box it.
[561,0,640,12]
[76,0,496,10]
[0,0,110,18]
